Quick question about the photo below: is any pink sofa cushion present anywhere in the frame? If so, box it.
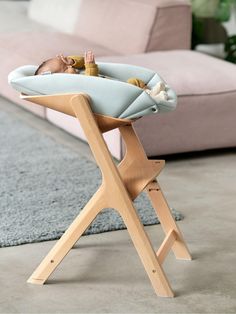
[98,50,236,95]
[75,0,156,55]
[75,0,191,54]
[0,32,118,65]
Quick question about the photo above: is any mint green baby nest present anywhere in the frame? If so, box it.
[8,62,177,119]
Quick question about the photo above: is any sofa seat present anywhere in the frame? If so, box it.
[99,50,236,95]
[95,50,236,156]
[0,31,118,117]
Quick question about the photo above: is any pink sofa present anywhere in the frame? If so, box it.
[1,0,236,158]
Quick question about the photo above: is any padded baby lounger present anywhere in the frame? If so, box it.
[8,62,177,119]
[8,62,191,297]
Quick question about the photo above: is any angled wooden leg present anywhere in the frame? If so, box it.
[146,180,192,261]
[116,201,174,297]
[28,187,105,284]
[71,95,174,297]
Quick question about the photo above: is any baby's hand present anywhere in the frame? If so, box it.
[84,51,95,64]
[56,54,74,66]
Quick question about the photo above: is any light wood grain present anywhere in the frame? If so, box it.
[146,181,192,261]
[157,230,176,264]
[25,93,191,297]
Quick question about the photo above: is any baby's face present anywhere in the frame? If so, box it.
[36,55,76,75]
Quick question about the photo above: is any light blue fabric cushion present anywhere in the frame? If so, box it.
[8,62,177,119]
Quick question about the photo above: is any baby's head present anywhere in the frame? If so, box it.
[35,55,76,75]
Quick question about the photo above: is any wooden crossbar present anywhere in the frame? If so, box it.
[157,230,177,264]
[23,93,192,297]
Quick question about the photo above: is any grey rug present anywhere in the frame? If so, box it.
[0,110,183,247]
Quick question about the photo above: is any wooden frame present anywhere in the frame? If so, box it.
[21,93,192,297]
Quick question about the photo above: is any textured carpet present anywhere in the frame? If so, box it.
[0,110,183,247]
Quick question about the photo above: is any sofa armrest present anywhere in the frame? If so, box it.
[146,0,192,51]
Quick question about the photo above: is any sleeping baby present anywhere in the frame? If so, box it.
[34,51,168,102]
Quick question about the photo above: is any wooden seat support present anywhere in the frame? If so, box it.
[24,93,192,297]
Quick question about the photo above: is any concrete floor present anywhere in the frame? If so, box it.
[0,98,236,313]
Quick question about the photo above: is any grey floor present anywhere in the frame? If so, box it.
[0,97,236,314]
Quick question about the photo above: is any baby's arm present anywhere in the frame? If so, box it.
[67,55,84,68]
[84,51,99,76]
